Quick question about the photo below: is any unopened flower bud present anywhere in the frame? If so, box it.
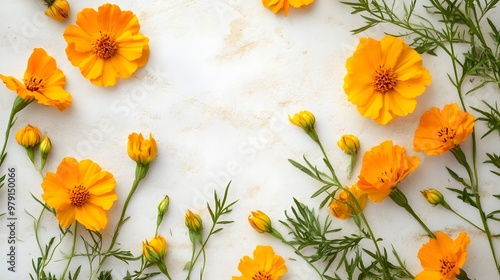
[44,0,70,21]
[337,134,360,155]
[185,210,203,233]
[288,111,319,142]
[421,189,444,206]
[158,195,170,216]
[248,210,272,233]
[39,136,52,170]
[16,124,41,149]
[142,235,167,263]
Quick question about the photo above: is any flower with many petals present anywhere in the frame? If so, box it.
[142,235,167,264]
[0,48,72,111]
[329,184,367,220]
[416,231,470,280]
[233,245,287,280]
[357,140,420,202]
[16,124,41,149]
[344,35,431,125]
[413,103,474,155]
[63,3,149,86]
[127,132,157,166]
[262,0,314,16]
[44,0,69,21]
[41,157,117,231]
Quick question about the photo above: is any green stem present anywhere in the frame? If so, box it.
[315,136,342,186]
[93,164,147,278]
[270,229,325,280]
[60,223,78,280]
[157,262,172,280]
[186,234,197,280]
[390,188,435,238]
[0,97,32,168]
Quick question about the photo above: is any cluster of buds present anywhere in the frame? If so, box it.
[15,124,51,169]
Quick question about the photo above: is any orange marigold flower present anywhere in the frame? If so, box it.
[416,231,470,280]
[127,132,157,166]
[63,4,149,87]
[357,140,420,202]
[413,103,474,155]
[344,35,431,125]
[41,157,118,231]
[0,48,72,111]
[329,184,367,220]
[262,0,314,16]
[232,245,287,280]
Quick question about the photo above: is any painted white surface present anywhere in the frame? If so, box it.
[0,0,499,279]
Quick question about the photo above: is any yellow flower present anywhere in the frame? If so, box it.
[39,136,52,157]
[0,48,72,111]
[63,3,149,87]
[232,245,287,280]
[142,235,167,264]
[329,184,367,220]
[337,134,360,155]
[248,210,272,233]
[127,132,157,166]
[413,103,475,155]
[421,189,444,206]
[416,232,470,280]
[357,140,420,202]
[262,0,314,16]
[289,110,315,131]
[41,157,117,231]
[185,209,203,233]
[44,0,70,21]
[344,35,431,125]
[15,124,41,149]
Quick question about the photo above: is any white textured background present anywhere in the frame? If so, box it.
[1,0,499,279]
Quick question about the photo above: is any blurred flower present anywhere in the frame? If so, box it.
[142,235,167,264]
[232,245,287,280]
[416,232,470,280]
[262,0,314,16]
[0,48,72,111]
[413,103,474,155]
[337,134,360,155]
[63,3,149,86]
[248,210,272,233]
[44,0,69,21]
[15,124,41,149]
[127,132,157,166]
[185,210,203,234]
[344,35,431,125]
[357,140,420,202]
[421,189,444,206]
[41,157,117,231]
[329,184,367,220]
[39,136,52,170]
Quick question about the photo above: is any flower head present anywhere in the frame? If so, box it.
[421,189,444,206]
[337,134,360,155]
[357,140,420,202]
[416,232,470,280]
[232,245,287,280]
[262,0,314,16]
[248,210,272,234]
[63,3,149,86]
[344,35,431,124]
[41,157,117,231]
[142,235,167,264]
[45,0,69,21]
[0,48,72,111]
[127,132,157,166]
[289,110,319,142]
[329,184,367,220]
[16,124,41,149]
[414,103,474,155]
[185,209,203,234]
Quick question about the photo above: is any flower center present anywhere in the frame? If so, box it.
[437,127,456,143]
[93,32,118,59]
[373,66,397,94]
[439,257,456,276]
[69,185,90,207]
[25,77,44,92]
[252,271,272,280]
